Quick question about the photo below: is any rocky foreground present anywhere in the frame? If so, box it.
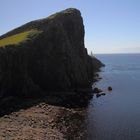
[0,8,104,140]
[0,96,88,140]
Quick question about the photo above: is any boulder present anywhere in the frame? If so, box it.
[108,86,112,91]
[93,87,102,93]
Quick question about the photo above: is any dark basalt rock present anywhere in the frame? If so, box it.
[96,92,106,98]
[0,8,104,98]
[108,86,112,91]
[93,87,103,93]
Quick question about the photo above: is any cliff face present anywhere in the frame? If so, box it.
[0,8,103,97]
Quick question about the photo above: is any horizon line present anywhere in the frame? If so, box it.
[94,52,140,55]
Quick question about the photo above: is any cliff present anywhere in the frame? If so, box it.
[0,8,103,98]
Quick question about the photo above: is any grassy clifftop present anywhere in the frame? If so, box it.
[0,8,103,98]
[0,8,80,40]
[0,30,42,47]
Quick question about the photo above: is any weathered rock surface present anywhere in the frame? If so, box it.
[0,99,87,140]
[0,8,103,97]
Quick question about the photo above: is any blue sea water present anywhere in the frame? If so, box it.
[87,54,140,140]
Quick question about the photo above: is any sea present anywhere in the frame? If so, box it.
[87,53,140,140]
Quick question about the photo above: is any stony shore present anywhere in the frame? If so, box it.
[0,95,89,140]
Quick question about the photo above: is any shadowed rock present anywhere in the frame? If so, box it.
[93,87,103,93]
[108,86,112,91]
[0,8,103,98]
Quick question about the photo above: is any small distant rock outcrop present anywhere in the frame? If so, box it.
[108,86,112,91]
[0,8,104,98]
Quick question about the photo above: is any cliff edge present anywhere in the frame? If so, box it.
[0,8,103,98]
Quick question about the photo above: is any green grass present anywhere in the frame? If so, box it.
[0,29,42,47]
[46,8,77,21]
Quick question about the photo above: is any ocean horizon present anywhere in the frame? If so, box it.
[87,53,140,140]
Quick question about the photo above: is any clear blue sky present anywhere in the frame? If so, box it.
[0,0,140,54]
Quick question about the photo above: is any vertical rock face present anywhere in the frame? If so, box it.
[0,8,103,97]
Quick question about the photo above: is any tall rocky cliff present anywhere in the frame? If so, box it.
[0,8,103,98]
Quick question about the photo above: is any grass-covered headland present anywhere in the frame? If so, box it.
[0,8,103,99]
[0,30,42,47]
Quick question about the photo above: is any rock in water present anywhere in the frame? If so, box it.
[108,86,113,91]
[0,8,103,97]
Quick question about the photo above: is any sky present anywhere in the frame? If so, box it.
[0,0,140,54]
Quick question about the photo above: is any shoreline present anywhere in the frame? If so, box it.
[0,72,103,140]
[0,94,88,140]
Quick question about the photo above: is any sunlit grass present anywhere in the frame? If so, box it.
[0,29,42,47]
